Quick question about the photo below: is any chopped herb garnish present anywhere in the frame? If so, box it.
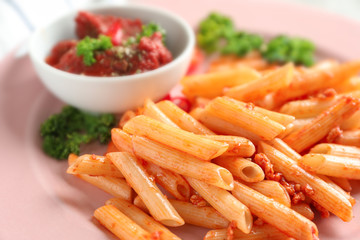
[137,22,167,43]
[197,12,315,66]
[262,35,315,67]
[76,35,113,66]
[40,106,116,160]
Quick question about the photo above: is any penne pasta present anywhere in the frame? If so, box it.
[341,110,360,130]
[68,153,78,165]
[310,143,360,159]
[181,67,261,99]
[168,199,230,229]
[134,197,230,229]
[193,107,262,143]
[145,162,191,201]
[156,100,215,134]
[291,203,315,220]
[244,180,291,207]
[203,135,255,157]
[76,174,132,202]
[316,175,355,206]
[204,224,293,240]
[111,128,134,153]
[133,195,149,214]
[67,154,123,178]
[266,138,301,161]
[225,63,294,102]
[106,198,181,240]
[119,110,137,128]
[213,156,264,183]
[283,97,360,152]
[106,140,119,153]
[225,98,295,126]
[299,154,360,179]
[232,181,318,240]
[273,60,360,105]
[185,176,253,234]
[132,136,234,190]
[123,115,229,161]
[143,98,179,128]
[205,97,285,140]
[94,205,152,240]
[334,129,360,147]
[259,142,353,222]
[328,176,352,192]
[106,152,184,227]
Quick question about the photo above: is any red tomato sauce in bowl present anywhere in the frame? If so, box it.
[46,11,173,77]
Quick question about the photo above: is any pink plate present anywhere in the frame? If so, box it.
[0,0,359,239]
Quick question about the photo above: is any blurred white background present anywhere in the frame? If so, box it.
[1,0,359,60]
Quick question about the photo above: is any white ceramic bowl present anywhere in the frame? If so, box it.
[29,3,195,113]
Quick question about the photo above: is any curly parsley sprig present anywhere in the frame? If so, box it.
[197,12,316,66]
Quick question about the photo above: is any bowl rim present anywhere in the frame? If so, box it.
[29,2,195,83]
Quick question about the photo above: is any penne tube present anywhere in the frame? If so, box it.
[203,135,255,157]
[169,199,229,229]
[76,174,132,202]
[185,176,253,234]
[232,181,318,240]
[299,154,360,180]
[279,91,360,119]
[310,143,360,159]
[277,123,294,139]
[111,128,134,153]
[283,97,360,152]
[273,60,360,105]
[225,63,294,102]
[341,109,360,130]
[287,118,314,136]
[123,115,229,161]
[225,98,295,126]
[194,107,262,143]
[316,175,355,206]
[291,203,315,220]
[106,152,184,227]
[94,205,152,240]
[134,197,230,229]
[106,198,181,240]
[68,153,78,165]
[244,180,291,207]
[266,138,301,161]
[213,157,264,183]
[279,97,337,119]
[156,100,215,135]
[133,195,149,214]
[106,140,119,153]
[205,97,285,140]
[328,176,352,192]
[334,76,360,93]
[145,162,191,201]
[181,67,261,99]
[67,154,123,178]
[259,142,353,222]
[132,136,234,190]
[119,110,137,128]
[142,98,179,128]
[334,129,360,147]
[204,224,293,240]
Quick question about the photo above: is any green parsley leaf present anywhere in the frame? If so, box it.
[261,35,315,66]
[76,35,113,66]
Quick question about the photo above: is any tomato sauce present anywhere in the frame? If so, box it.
[46,11,172,76]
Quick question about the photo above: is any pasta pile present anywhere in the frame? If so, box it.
[67,52,360,240]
